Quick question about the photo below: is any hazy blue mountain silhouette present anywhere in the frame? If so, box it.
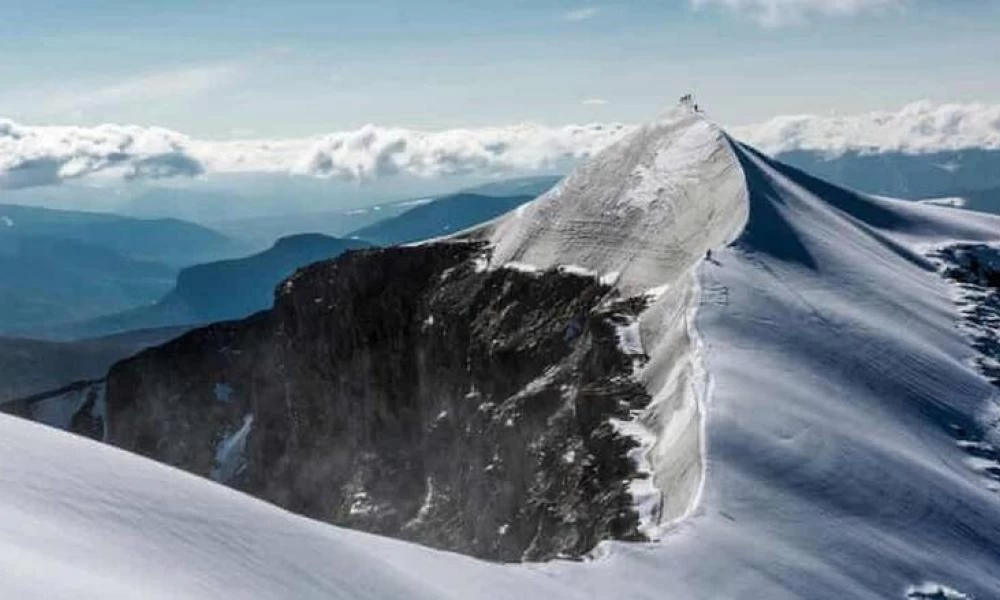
[0,203,248,267]
[57,234,372,339]
[955,185,1000,214]
[209,181,559,248]
[207,204,415,250]
[0,234,176,335]
[775,148,1000,200]
[348,193,533,245]
[459,175,561,198]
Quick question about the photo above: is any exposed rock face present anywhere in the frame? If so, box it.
[932,244,1000,490]
[933,244,1000,386]
[97,242,652,561]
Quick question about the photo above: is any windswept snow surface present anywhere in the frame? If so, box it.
[7,109,1000,599]
[488,108,747,296]
[678,142,1000,598]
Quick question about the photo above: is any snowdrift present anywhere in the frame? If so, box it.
[5,107,1000,599]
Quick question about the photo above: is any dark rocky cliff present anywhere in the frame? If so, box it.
[88,242,653,561]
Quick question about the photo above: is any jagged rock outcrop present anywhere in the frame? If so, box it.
[95,242,652,561]
[933,243,1000,385]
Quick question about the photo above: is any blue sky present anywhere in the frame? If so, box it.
[2,0,998,136]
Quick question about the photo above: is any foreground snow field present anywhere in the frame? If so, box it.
[4,108,1000,599]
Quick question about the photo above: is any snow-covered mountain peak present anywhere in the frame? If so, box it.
[6,105,1000,599]
[486,108,747,296]
[477,104,1000,599]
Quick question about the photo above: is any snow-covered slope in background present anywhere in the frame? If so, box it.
[5,107,1000,599]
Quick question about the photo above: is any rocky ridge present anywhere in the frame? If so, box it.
[43,242,659,561]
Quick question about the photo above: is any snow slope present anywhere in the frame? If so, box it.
[0,413,494,600]
[686,143,1000,598]
[5,107,1000,599]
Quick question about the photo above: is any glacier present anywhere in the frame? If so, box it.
[4,106,1000,598]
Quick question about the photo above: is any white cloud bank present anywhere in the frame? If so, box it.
[284,123,631,180]
[0,120,204,188]
[733,101,1000,155]
[691,0,905,26]
[0,119,630,189]
[2,101,999,189]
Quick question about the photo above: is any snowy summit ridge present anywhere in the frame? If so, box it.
[480,104,747,532]
[487,104,746,294]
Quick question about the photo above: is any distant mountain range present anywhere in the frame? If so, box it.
[208,201,420,250]
[459,175,561,198]
[0,204,252,337]
[56,234,372,339]
[0,203,248,267]
[0,234,176,334]
[959,185,1000,213]
[166,234,373,323]
[206,178,561,249]
[774,148,1000,201]
[347,193,534,245]
[918,184,1000,214]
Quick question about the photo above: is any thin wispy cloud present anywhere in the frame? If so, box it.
[561,7,601,21]
[691,0,905,26]
[42,62,245,116]
[582,99,609,106]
